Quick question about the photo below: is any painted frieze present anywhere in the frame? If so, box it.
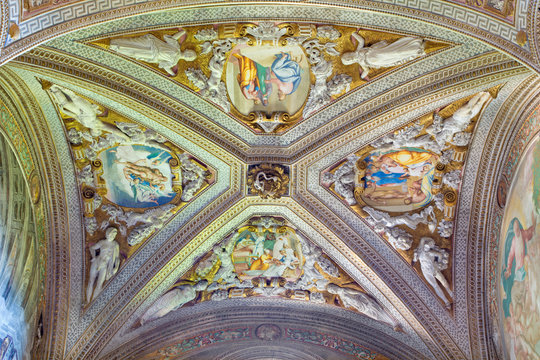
[141,326,388,360]
[89,23,448,133]
[497,133,540,359]
[43,82,214,304]
[324,89,499,308]
[138,216,400,330]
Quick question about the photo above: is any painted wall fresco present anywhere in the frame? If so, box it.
[137,217,400,330]
[43,82,214,304]
[488,106,540,356]
[498,134,540,359]
[90,23,449,133]
[323,89,499,308]
[0,134,41,359]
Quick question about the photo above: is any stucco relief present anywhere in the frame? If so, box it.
[323,89,498,308]
[90,22,448,133]
[137,216,400,330]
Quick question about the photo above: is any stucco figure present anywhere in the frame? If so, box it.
[327,284,399,329]
[140,280,208,325]
[413,237,453,308]
[110,30,196,76]
[341,32,425,80]
[86,228,121,303]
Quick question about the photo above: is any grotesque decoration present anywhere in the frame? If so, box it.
[413,237,452,308]
[110,29,196,76]
[86,227,120,303]
[247,164,289,199]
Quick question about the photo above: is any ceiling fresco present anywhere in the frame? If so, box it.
[0,1,539,360]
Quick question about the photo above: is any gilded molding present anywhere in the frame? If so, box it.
[103,302,427,360]
[13,48,527,160]
[79,199,433,359]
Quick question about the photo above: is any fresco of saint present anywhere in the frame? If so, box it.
[233,51,301,105]
[360,148,437,211]
[226,44,309,116]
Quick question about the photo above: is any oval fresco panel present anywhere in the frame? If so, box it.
[226,44,310,116]
[98,145,176,208]
[498,134,540,359]
[359,148,438,212]
[231,225,304,282]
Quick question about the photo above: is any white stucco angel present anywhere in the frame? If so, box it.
[364,205,436,232]
[327,284,400,330]
[48,85,103,136]
[212,243,237,283]
[110,29,196,76]
[86,227,121,303]
[413,237,453,308]
[140,280,208,325]
[295,245,329,290]
[341,32,425,80]
[427,91,491,151]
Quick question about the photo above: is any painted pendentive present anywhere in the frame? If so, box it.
[498,133,540,359]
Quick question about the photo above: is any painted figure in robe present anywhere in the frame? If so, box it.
[233,51,302,104]
[363,148,436,207]
[502,216,537,317]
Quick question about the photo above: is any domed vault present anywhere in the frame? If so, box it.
[0,1,539,359]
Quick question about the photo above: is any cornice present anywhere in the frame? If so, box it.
[1,1,538,72]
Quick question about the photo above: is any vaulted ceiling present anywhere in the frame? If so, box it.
[0,1,539,359]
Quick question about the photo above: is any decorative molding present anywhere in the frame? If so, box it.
[0,2,535,70]
[102,300,426,360]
